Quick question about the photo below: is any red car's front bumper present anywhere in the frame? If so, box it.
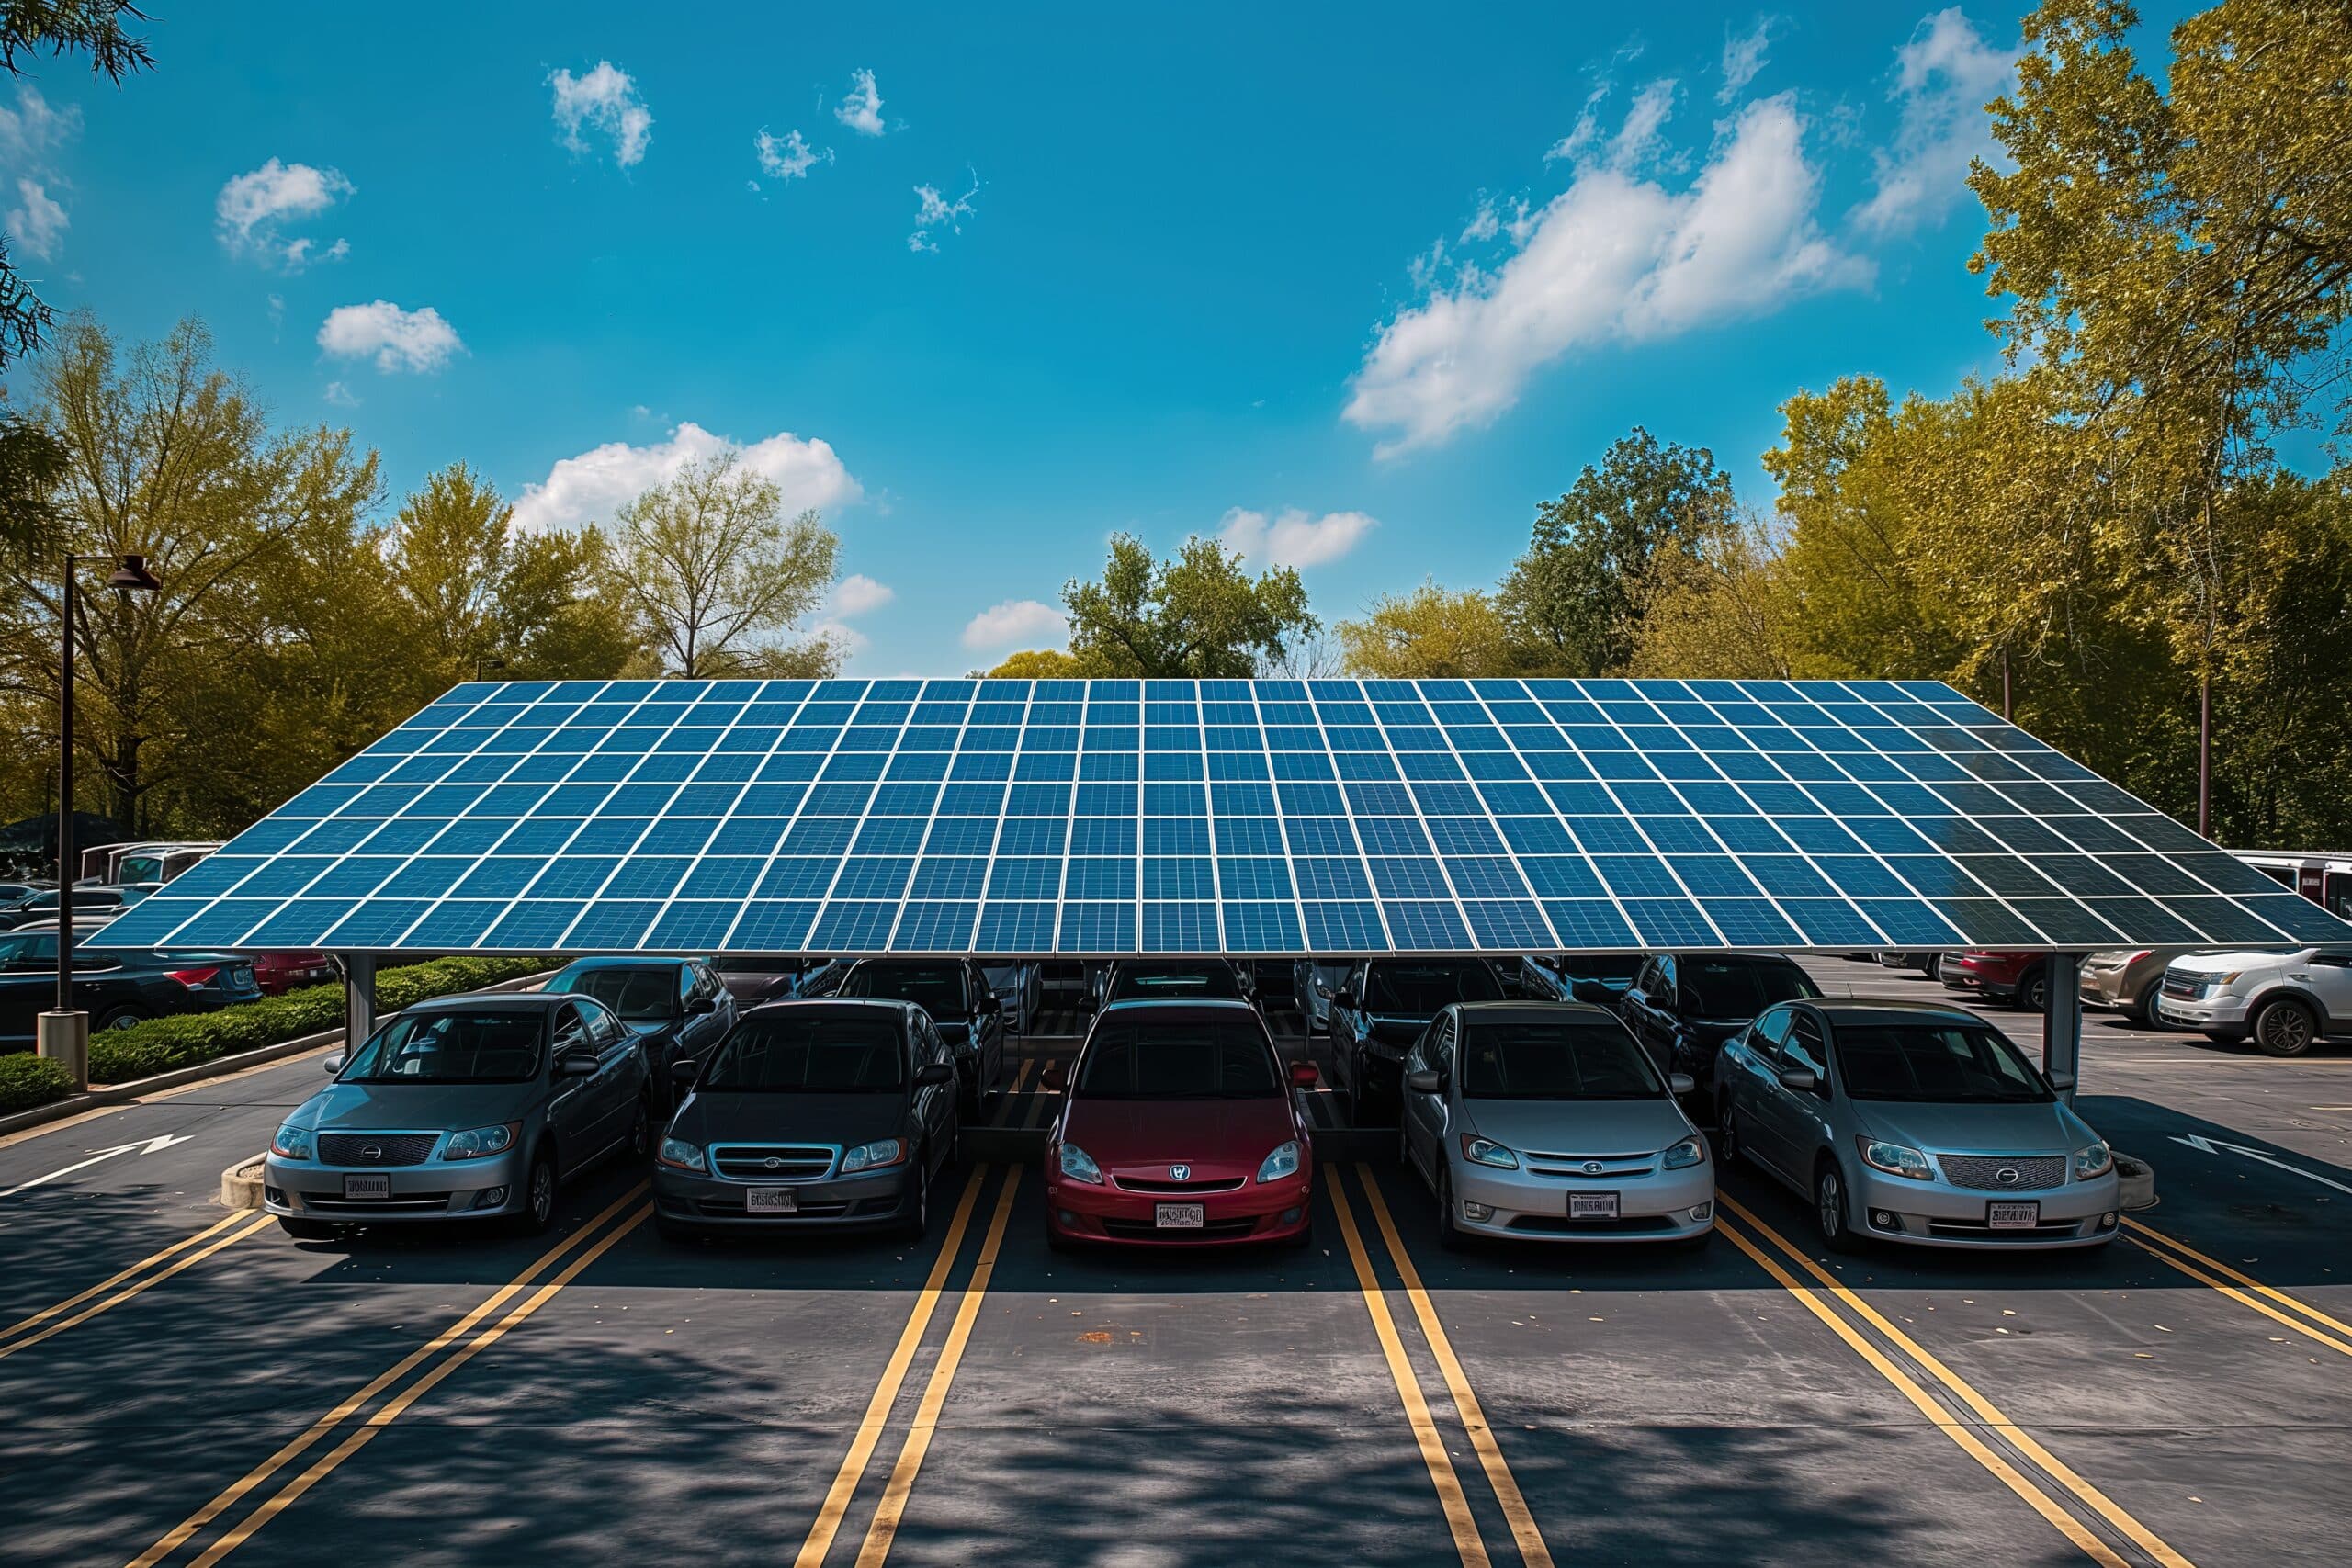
[1045,1167,1314,1246]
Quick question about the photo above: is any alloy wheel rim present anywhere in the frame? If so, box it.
[2264,1009,2311,1051]
[532,1166,553,1221]
[1819,1173,1841,1237]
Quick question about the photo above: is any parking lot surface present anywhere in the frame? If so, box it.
[3,961,2349,1566]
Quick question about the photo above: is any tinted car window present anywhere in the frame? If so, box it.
[549,967,678,1022]
[1781,1013,1827,1079]
[1679,958,1820,1018]
[1108,964,1244,1002]
[1836,1022,2053,1104]
[839,964,970,1018]
[1462,1021,1664,1100]
[1364,963,1501,1012]
[703,1016,906,1092]
[1075,1021,1281,1100]
[1565,954,1644,984]
[342,1011,543,1083]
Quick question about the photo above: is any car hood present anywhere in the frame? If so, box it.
[294,1078,543,1133]
[1462,1097,1693,1158]
[673,1090,907,1150]
[1852,1099,2096,1156]
[1059,1097,1299,1181]
[2165,949,2295,977]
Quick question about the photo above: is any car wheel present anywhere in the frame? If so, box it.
[1921,953,1942,982]
[2251,997,2320,1057]
[96,1005,152,1032]
[1396,1118,1411,1171]
[1435,1166,1469,1253]
[276,1216,337,1241]
[2016,968,2048,1013]
[899,1152,933,1239]
[512,1150,557,1236]
[1815,1160,1862,1255]
[625,1098,650,1163]
[2134,983,2167,1029]
[1715,1106,1743,1169]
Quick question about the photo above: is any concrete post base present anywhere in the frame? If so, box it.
[37,1010,90,1092]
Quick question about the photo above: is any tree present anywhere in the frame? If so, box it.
[1498,429,1739,675]
[1336,581,1520,678]
[985,649,1090,679]
[591,457,841,679]
[1060,532,1317,678]
[0,1,154,367]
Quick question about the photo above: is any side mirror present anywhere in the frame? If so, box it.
[915,1062,956,1088]
[670,1056,700,1083]
[1039,1059,1069,1092]
[1776,1067,1817,1094]
[560,1051,600,1077]
[685,996,716,1017]
[2046,1070,2076,1092]
[1076,995,1098,1016]
[979,993,1001,1014]
[1289,1060,1320,1088]
[322,1054,345,1075]
[1405,1067,1445,1095]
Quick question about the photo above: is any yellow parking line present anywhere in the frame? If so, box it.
[0,1210,252,1348]
[2122,1223,2352,1359]
[1353,1167,1553,1568]
[1020,1072,1057,1132]
[129,1183,646,1568]
[792,1166,991,1568]
[1720,1194,2194,1568]
[0,1213,274,1365]
[853,1171,1022,1567]
[2123,1218,2352,1342]
[1329,1177,1491,1568]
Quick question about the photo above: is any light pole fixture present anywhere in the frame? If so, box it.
[475,656,507,682]
[43,552,164,1091]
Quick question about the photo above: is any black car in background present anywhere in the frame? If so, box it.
[542,956,737,1111]
[1323,957,1506,1122]
[1519,952,1646,1005]
[0,886,135,931]
[834,958,1006,1116]
[0,929,263,1046]
[1087,959,1257,1011]
[1616,952,1822,1093]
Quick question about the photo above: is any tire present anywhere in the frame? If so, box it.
[1397,1119,1412,1172]
[2134,983,2167,1029]
[2250,997,2321,1057]
[1815,1160,1863,1255]
[95,1006,151,1032]
[1715,1105,1744,1170]
[511,1149,557,1236]
[624,1098,650,1164]
[276,1216,336,1241]
[1922,953,1942,983]
[2015,967,2048,1014]
[898,1152,933,1239]
[1435,1166,1469,1253]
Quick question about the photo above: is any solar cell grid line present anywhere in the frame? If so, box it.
[873,679,939,954]
[1351,678,1482,953]
[1269,677,1351,955]
[1458,676,1633,952]
[538,682,719,953]
[806,679,910,952]
[1299,679,1398,954]
[967,677,1020,959]
[715,678,838,955]
[638,680,809,955]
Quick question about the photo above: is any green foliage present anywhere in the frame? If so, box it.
[0,1050,74,1114]
[985,649,1089,678]
[1061,533,1317,678]
[86,956,550,1086]
[1337,581,1521,678]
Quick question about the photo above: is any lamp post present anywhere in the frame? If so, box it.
[40,552,164,1091]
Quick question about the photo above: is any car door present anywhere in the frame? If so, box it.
[1722,1004,1790,1165]
[585,998,643,1148]
[1753,1009,1832,1181]
[1400,1011,1453,1186]
[966,961,1003,1093]
[547,1003,601,1169]
[913,1016,955,1157]
[2291,950,2352,1030]
[1621,956,1679,1075]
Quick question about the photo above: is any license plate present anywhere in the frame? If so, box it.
[748,1187,799,1213]
[1155,1202,1205,1229]
[1986,1201,2040,1230]
[342,1174,390,1200]
[1569,1191,1621,1221]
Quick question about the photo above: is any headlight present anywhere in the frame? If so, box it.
[2073,1140,2113,1180]
[270,1123,312,1160]
[1257,1140,1301,1183]
[1856,1137,1933,1180]
[841,1138,909,1173]
[658,1135,706,1173]
[1057,1143,1103,1184]
[444,1122,519,1161]
[1459,1134,1518,1169]
[1661,1135,1706,1170]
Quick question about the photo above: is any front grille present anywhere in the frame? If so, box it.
[1935,1154,2065,1191]
[1523,1153,1655,1179]
[1114,1175,1247,1193]
[712,1145,837,1182]
[1101,1215,1261,1241]
[1506,1213,1679,1235]
[301,1192,450,1213]
[318,1133,440,1167]
[2161,969,2204,998]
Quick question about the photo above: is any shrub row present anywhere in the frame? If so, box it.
[0,1052,76,1116]
[86,955,552,1087]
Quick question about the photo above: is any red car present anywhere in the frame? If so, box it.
[249,950,336,997]
[1043,999,1317,1249]
[1939,951,2055,1011]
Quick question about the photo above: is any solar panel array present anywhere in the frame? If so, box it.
[86,676,2351,957]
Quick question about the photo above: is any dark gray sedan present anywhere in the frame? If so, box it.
[653,999,961,1242]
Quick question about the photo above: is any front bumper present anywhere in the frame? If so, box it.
[264,1149,526,1223]
[1452,1159,1715,1243]
[1046,1169,1313,1246]
[2154,993,2249,1033]
[1852,1166,2121,1250]
[653,1163,921,1231]
[1941,967,2018,1000]
[2077,968,2133,1010]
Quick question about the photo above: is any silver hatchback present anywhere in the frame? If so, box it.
[1716,999,2120,1252]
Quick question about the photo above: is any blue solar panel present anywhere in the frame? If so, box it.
[82,676,2352,957]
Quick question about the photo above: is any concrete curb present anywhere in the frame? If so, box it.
[222,1155,266,1210]
[0,970,555,1142]
[2115,1151,2158,1211]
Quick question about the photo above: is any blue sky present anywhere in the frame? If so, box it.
[5,2,2201,675]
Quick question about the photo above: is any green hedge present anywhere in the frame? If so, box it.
[87,956,552,1086]
[0,1052,76,1115]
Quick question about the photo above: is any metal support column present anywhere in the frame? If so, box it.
[2042,952,2084,1106]
[342,953,378,1054]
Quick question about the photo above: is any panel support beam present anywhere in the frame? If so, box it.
[2041,951,2084,1106]
[342,953,378,1054]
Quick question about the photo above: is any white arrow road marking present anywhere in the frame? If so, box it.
[0,1133,196,1201]
[2172,1133,2352,1197]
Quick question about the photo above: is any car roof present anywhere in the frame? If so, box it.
[1808,998,1987,1025]
[1096,998,1259,1019]
[1451,999,1621,1023]
[407,991,570,1012]
[743,997,918,1020]
[557,954,696,971]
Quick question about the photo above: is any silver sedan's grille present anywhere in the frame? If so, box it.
[712,1145,837,1182]
[1936,1154,2065,1190]
[318,1133,439,1167]
[1522,1152,1656,1179]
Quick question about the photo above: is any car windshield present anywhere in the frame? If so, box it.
[1074,1020,1282,1100]
[341,1011,543,1084]
[1679,958,1820,1018]
[700,1016,905,1092]
[1834,1022,2053,1103]
[1365,963,1501,1013]
[1461,1021,1666,1100]
[838,964,967,1018]
[1562,954,1644,984]
[1108,964,1243,1002]
[548,966,677,1022]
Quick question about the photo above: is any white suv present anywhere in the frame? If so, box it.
[2154,947,2352,1055]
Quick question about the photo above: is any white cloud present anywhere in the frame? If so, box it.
[8,177,64,260]
[280,235,350,269]
[511,421,861,535]
[754,127,831,182]
[811,619,870,658]
[1851,8,2014,238]
[317,301,465,373]
[216,159,353,265]
[1218,507,1379,570]
[549,61,652,168]
[835,68,885,136]
[831,573,895,615]
[1346,93,1867,456]
[323,380,359,408]
[909,176,977,253]
[961,599,1068,650]
[1720,17,1777,103]
[0,85,78,260]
